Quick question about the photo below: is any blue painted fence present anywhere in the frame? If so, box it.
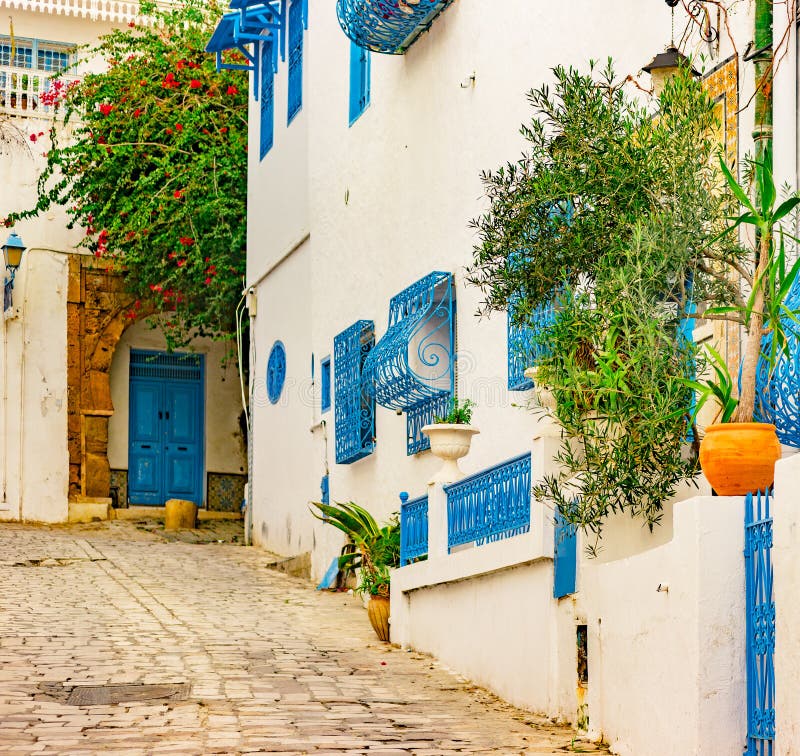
[744,490,775,756]
[444,453,531,552]
[399,491,428,566]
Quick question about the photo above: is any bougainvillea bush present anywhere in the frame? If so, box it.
[8,0,248,345]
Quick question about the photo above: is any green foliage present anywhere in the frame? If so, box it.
[6,0,247,346]
[310,501,400,597]
[686,345,738,424]
[434,397,475,425]
[468,61,743,541]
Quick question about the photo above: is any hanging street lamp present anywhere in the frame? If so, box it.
[3,232,27,312]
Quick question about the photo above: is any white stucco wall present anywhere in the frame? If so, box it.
[107,319,247,492]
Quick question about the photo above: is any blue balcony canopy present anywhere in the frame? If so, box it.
[206,0,297,86]
[337,0,454,55]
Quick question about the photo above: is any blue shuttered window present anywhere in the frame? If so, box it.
[287,0,304,124]
[553,507,578,598]
[334,320,376,464]
[260,40,275,159]
[321,356,331,413]
[348,40,370,125]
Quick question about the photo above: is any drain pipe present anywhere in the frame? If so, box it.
[752,0,773,171]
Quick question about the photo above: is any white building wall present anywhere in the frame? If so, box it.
[0,9,116,522]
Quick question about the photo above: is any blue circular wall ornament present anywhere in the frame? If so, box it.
[267,341,287,404]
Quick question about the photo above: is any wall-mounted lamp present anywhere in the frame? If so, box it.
[3,232,26,313]
[642,46,700,97]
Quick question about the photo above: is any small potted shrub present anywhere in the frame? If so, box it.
[310,501,399,642]
[422,398,479,481]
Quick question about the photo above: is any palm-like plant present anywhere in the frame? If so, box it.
[310,501,400,597]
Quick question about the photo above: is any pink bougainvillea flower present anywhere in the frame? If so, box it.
[133,108,143,118]
[179,236,194,246]
[128,21,136,27]
[168,251,176,259]
[204,277,212,285]
[166,128,173,135]
[173,190,183,199]
[99,103,113,115]
[177,259,185,267]
[176,60,186,70]
[220,127,228,133]
[226,85,238,96]
[29,133,37,143]
[175,123,183,132]
[189,79,202,89]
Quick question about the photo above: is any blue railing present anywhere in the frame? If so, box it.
[507,296,556,391]
[399,491,428,566]
[744,489,775,756]
[444,453,531,552]
[337,0,454,55]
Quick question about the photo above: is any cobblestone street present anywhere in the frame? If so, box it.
[0,522,602,755]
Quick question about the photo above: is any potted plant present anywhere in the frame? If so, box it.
[421,398,479,482]
[688,154,800,495]
[310,500,399,642]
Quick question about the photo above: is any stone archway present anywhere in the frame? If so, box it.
[67,256,137,501]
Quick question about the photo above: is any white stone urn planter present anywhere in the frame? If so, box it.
[422,423,480,483]
[523,367,556,411]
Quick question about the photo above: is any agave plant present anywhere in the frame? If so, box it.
[310,501,400,597]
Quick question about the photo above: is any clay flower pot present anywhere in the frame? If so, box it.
[367,595,390,642]
[422,423,480,482]
[699,422,781,495]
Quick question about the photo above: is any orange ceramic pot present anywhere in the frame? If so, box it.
[367,596,390,642]
[699,423,781,496]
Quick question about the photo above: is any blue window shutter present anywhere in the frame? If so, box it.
[334,320,375,464]
[287,0,303,124]
[553,507,578,598]
[349,40,370,125]
[321,356,331,413]
[260,40,274,159]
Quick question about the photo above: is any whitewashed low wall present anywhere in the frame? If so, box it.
[582,495,746,756]
[774,454,800,754]
[392,427,749,753]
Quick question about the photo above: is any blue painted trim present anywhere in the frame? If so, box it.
[267,340,286,404]
[399,491,428,565]
[337,0,455,55]
[260,39,275,158]
[321,355,331,413]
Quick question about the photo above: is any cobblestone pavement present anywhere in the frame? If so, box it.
[0,522,606,755]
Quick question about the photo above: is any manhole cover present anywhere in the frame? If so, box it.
[66,683,190,706]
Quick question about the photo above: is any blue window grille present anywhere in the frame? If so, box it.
[399,491,428,566]
[362,271,455,455]
[267,341,287,404]
[508,296,556,391]
[744,489,775,755]
[337,0,455,55]
[287,0,304,124]
[334,320,376,464]
[260,39,275,159]
[444,453,531,552]
[553,505,578,598]
[348,40,370,125]
[320,355,331,413]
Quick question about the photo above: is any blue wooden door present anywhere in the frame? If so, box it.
[128,351,204,506]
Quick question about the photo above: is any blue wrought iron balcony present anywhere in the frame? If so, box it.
[337,0,454,54]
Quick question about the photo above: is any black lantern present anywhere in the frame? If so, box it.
[642,46,700,96]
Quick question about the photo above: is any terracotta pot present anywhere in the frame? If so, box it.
[367,595,390,642]
[421,423,480,483]
[699,423,781,496]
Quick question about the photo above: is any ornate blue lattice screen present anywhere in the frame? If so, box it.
[754,276,800,447]
[508,296,556,391]
[336,0,454,55]
[362,271,455,455]
[267,341,286,404]
[334,320,376,464]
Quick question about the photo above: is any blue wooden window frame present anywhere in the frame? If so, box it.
[260,39,275,159]
[287,0,304,124]
[0,36,75,71]
[348,40,370,126]
[320,355,331,413]
[334,320,375,464]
